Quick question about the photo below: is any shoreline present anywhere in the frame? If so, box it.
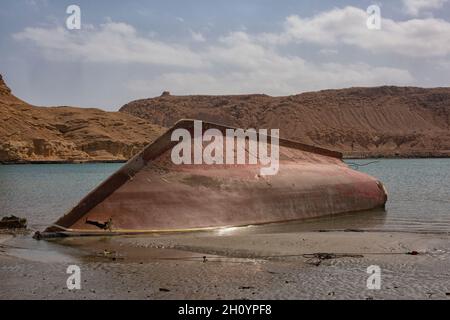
[1,155,450,165]
[0,159,128,165]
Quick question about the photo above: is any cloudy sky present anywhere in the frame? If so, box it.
[1,0,449,110]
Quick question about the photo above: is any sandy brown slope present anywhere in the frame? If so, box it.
[0,74,165,163]
[120,88,450,158]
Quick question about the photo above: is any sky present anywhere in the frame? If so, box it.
[0,0,450,110]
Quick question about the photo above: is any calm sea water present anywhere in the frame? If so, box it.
[0,163,121,230]
[0,159,449,233]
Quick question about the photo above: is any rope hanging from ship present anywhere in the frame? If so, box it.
[346,160,380,170]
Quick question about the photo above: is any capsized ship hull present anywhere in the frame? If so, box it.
[39,120,387,238]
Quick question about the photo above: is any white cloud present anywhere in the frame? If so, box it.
[13,12,423,97]
[190,30,206,42]
[13,22,204,67]
[25,0,49,7]
[128,32,413,96]
[402,0,448,16]
[131,63,413,97]
[319,48,339,56]
[261,6,450,58]
[16,7,449,63]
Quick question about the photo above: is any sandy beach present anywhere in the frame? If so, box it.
[1,229,449,300]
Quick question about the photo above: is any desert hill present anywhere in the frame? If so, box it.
[0,74,165,163]
[2,72,449,162]
[120,87,450,158]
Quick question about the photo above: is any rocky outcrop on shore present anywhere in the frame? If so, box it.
[0,74,165,163]
[120,87,450,158]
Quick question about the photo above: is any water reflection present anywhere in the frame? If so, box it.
[210,208,388,236]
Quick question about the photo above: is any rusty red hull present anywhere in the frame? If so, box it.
[41,120,387,237]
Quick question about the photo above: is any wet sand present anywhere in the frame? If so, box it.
[1,229,449,300]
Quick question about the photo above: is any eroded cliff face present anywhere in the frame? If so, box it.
[120,88,450,158]
[0,74,165,163]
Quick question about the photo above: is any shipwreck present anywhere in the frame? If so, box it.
[36,119,387,238]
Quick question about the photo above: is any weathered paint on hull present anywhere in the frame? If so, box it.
[40,120,387,237]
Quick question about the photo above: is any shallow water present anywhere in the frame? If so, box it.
[0,159,449,233]
[347,158,450,233]
[0,163,120,229]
